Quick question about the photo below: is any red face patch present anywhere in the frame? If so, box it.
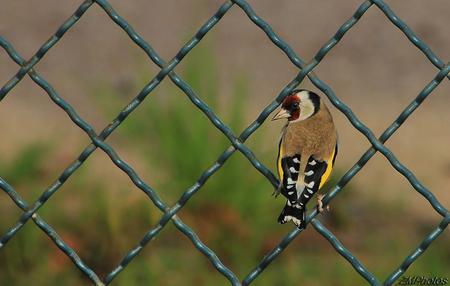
[282,95,301,121]
[281,95,299,108]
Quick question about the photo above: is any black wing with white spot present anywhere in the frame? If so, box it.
[298,157,328,207]
[279,154,301,202]
[277,153,307,228]
[277,153,330,229]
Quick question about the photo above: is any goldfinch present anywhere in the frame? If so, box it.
[272,89,338,229]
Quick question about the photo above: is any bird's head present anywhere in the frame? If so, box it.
[272,89,321,122]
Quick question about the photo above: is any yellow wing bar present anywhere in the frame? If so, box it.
[277,142,284,181]
[319,145,337,189]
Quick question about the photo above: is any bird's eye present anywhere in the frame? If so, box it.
[292,102,299,109]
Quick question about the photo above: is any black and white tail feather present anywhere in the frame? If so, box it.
[277,200,306,229]
[277,154,328,229]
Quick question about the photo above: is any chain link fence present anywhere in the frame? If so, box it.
[1,0,449,285]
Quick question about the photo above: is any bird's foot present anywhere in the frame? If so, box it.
[272,185,282,198]
[317,194,330,213]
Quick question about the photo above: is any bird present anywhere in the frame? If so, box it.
[272,89,338,229]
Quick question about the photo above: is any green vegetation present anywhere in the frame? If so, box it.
[0,42,448,286]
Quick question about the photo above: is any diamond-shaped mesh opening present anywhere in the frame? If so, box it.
[34,6,165,132]
[0,0,448,285]
[37,148,163,274]
[106,82,239,205]
[176,151,277,274]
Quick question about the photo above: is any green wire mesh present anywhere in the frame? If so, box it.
[0,0,449,285]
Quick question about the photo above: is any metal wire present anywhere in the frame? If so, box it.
[0,0,448,285]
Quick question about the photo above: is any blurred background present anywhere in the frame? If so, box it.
[0,0,449,285]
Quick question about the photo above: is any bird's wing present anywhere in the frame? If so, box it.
[277,141,301,205]
[278,140,338,205]
[298,144,338,207]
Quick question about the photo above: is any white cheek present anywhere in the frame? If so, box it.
[291,104,314,122]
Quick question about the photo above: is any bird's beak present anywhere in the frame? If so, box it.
[272,108,291,121]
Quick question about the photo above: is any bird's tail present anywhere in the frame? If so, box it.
[277,200,306,229]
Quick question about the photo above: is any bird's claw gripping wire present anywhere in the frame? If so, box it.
[272,184,282,198]
[317,194,330,213]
